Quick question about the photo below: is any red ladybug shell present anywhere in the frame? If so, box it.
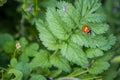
[82,25,91,34]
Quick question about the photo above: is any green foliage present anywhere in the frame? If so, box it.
[3,41,16,54]
[0,33,14,66]
[104,0,120,25]
[7,38,39,80]
[35,0,116,79]
[112,56,120,62]
[30,74,46,80]
[4,37,72,80]
[86,48,104,58]
[89,60,110,74]
[91,23,109,34]
[49,70,62,78]
[0,0,119,80]
[46,7,69,40]
[10,58,17,67]
[16,0,57,23]
[0,33,14,52]
[103,64,118,80]
[50,53,71,72]
[100,34,116,51]
[71,32,109,48]
[103,1,120,79]
[36,19,59,50]
[8,69,23,80]
[89,53,112,74]
[19,37,28,49]
[61,42,88,68]
[0,0,7,6]
[30,50,51,68]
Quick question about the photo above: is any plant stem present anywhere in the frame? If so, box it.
[2,70,3,80]
[35,0,38,11]
[65,70,88,77]
[13,49,17,58]
[81,76,102,80]
[0,67,7,80]
[0,67,7,71]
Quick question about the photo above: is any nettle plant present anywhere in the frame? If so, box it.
[5,0,116,80]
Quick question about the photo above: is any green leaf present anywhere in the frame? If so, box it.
[74,0,83,20]
[88,0,101,13]
[8,69,23,80]
[100,34,116,51]
[61,42,88,68]
[84,13,105,23]
[112,56,120,63]
[24,43,39,57]
[49,70,62,78]
[19,54,29,63]
[50,53,71,72]
[19,43,39,63]
[89,53,112,74]
[75,0,101,17]
[13,62,31,79]
[91,23,109,34]
[10,58,18,67]
[30,74,46,80]
[86,48,104,58]
[93,36,108,48]
[46,8,69,40]
[0,33,14,51]
[71,31,92,48]
[74,0,104,31]
[3,41,16,54]
[30,50,51,68]
[84,0,101,17]
[103,64,118,80]
[71,31,107,48]
[19,37,28,49]
[57,2,76,31]
[89,61,110,74]
[58,1,79,25]
[36,19,60,50]
[81,0,89,17]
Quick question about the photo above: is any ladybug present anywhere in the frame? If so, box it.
[82,25,91,34]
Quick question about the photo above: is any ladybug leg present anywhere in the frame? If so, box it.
[88,30,92,35]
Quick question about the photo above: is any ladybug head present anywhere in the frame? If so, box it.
[87,30,92,35]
